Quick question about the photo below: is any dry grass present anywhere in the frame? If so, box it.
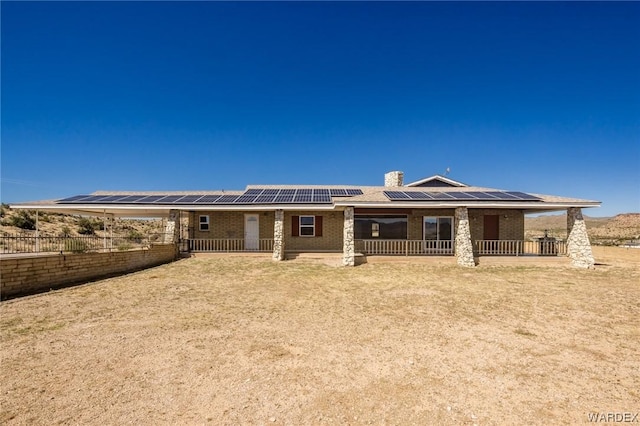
[1,247,639,425]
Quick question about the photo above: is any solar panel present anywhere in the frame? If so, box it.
[292,189,312,203]
[261,189,280,196]
[216,195,240,203]
[66,195,95,203]
[113,195,145,203]
[489,192,520,200]
[345,189,364,196]
[329,189,347,196]
[95,195,127,202]
[234,195,258,204]
[280,189,296,195]
[406,192,432,200]
[274,194,295,203]
[255,195,277,203]
[134,195,166,203]
[293,195,313,203]
[175,195,204,203]
[444,192,476,199]
[425,192,455,200]
[504,191,541,200]
[462,191,499,200]
[244,189,263,196]
[194,195,222,203]
[384,191,411,200]
[153,195,186,203]
[82,195,121,203]
[58,195,93,203]
[312,194,332,202]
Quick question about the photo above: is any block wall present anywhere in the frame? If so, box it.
[0,244,177,300]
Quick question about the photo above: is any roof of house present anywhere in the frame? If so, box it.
[9,173,600,217]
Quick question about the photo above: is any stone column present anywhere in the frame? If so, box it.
[272,209,285,261]
[455,207,476,267]
[567,207,595,268]
[163,209,180,244]
[342,207,355,266]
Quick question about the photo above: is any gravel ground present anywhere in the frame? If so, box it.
[1,247,638,425]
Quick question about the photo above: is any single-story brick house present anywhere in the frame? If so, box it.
[11,171,600,267]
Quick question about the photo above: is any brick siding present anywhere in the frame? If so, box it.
[190,211,275,240]
[284,211,343,251]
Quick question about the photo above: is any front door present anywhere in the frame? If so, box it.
[483,215,499,240]
[244,214,259,250]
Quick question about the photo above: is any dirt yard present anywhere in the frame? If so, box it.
[1,247,638,425]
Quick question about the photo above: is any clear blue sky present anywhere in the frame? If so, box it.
[2,2,639,216]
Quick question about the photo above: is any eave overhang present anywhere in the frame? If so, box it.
[333,200,601,212]
[8,202,340,217]
[10,199,600,218]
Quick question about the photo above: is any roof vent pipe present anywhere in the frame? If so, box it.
[384,171,404,187]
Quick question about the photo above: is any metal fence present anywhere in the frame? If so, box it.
[0,232,171,255]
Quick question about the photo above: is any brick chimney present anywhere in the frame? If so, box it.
[384,171,404,187]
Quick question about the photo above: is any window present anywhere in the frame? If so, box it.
[299,215,315,236]
[291,215,323,237]
[354,215,408,239]
[199,215,210,232]
[423,216,453,241]
[423,216,454,253]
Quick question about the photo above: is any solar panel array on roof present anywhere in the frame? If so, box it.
[383,191,541,202]
[57,188,365,205]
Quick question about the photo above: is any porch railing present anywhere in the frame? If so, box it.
[474,240,567,256]
[0,232,170,255]
[358,239,454,256]
[356,239,567,256]
[187,238,274,252]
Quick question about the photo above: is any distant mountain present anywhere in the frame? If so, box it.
[526,213,640,245]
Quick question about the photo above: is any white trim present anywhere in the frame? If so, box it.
[334,201,601,209]
[199,215,210,232]
[423,216,454,242]
[406,175,468,187]
[299,215,315,237]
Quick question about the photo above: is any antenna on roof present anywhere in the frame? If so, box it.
[444,167,451,176]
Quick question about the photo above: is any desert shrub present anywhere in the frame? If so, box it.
[64,239,88,253]
[59,226,72,238]
[127,230,144,243]
[0,203,9,218]
[9,211,36,230]
[77,217,99,235]
[117,243,133,251]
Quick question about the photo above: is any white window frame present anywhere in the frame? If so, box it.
[423,216,454,241]
[299,215,315,237]
[199,215,210,232]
